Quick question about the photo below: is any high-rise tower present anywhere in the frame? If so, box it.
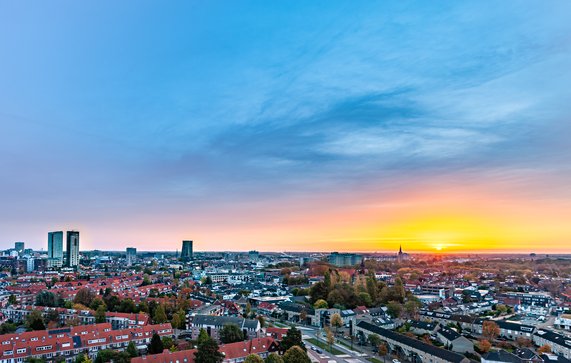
[181,240,193,262]
[66,231,80,268]
[48,231,64,268]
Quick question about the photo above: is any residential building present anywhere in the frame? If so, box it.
[66,231,80,268]
[188,315,260,342]
[47,231,64,268]
[181,240,193,261]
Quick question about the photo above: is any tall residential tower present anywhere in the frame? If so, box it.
[66,231,80,268]
[47,231,64,268]
[181,240,193,262]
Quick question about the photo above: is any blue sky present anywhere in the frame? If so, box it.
[1,1,570,252]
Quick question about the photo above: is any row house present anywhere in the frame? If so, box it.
[131,337,279,363]
[533,330,571,360]
[0,323,172,363]
[355,321,470,363]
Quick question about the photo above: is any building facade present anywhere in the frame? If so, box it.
[47,231,64,268]
[66,231,80,268]
[181,240,193,261]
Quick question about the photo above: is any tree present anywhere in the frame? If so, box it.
[74,288,96,307]
[281,327,305,352]
[0,322,17,334]
[194,332,224,363]
[358,292,372,307]
[147,333,164,354]
[283,346,311,363]
[244,354,264,363]
[89,298,106,311]
[330,313,343,335]
[265,353,284,363]
[378,342,388,362]
[35,291,60,307]
[313,299,328,309]
[538,344,552,354]
[325,327,335,353]
[404,298,422,318]
[153,304,168,324]
[95,305,106,324]
[162,336,174,350]
[258,315,266,328]
[482,321,500,341]
[496,304,508,315]
[127,341,139,357]
[8,294,17,305]
[26,310,46,331]
[171,313,182,330]
[299,310,307,324]
[516,337,533,348]
[386,301,403,318]
[220,323,245,343]
[477,339,492,353]
[368,334,381,348]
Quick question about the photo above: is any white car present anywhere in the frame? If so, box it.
[392,360,401,363]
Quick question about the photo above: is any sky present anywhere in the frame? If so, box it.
[1,1,571,253]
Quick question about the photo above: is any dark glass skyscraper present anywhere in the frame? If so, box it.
[66,231,80,268]
[181,240,193,261]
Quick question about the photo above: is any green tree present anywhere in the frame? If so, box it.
[35,291,60,307]
[0,322,17,334]
[171,313,182,330]
[147,333,164,354]
[281,327,305,352]
[162,336,174,350]
[8,294,17,305]
[89,298,106,311]
[386,301,403,318]
[265,353,284,363]
[126,341,139,357]
[368,334,381,347]
[26,310,46,331]
[95,305,107,324]
[283,346,311,363]
[197,328,210,345]
[244,354,264,363]
[194,332,224,363]
[258,315,266,328]
[153,304,168,324]
[313,299,328,309]
[220,323,245,343]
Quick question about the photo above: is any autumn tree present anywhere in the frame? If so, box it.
[313,299,328,309]
[330,313,343,335]
[325,327,335,353]
[477,339,492,353]
[378,342,388,362]
[538,345,552,354]
[482,321,500,341]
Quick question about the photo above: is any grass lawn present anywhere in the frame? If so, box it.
[337,339,362,353]
[306,338,345,355]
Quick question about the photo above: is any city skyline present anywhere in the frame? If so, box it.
[2,1,571,253]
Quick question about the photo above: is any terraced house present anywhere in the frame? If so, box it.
[0,323,172,362]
